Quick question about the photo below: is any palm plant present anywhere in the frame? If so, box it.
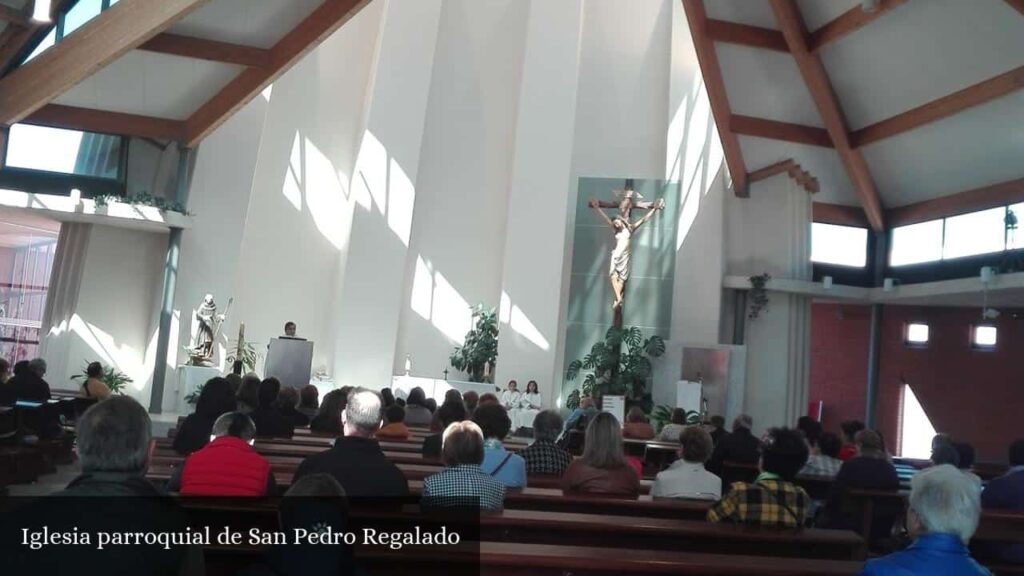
[565,326,666,410]
[449,304,499,383]
[650,404,701,432]
[70,362,132,395]
[226,340,261,374]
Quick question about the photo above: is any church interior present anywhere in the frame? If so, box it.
[0,0,1023,574]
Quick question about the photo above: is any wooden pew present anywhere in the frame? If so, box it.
[147,458,654,493]
[212,541,851,576]
[204,541,864,576]
[172,498,864,562]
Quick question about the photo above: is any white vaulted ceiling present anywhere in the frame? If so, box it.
[701,0,1024,214]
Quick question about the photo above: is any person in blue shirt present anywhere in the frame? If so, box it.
[563,395,598,433]
[979,439,1024,563]
[860,464,991,576]
[472,404,527,489]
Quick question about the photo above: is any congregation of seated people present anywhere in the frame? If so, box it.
[7,366,1023,576]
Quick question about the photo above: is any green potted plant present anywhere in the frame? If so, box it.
[565,326,666,411]
[449,304,499,383]
[226,340,262,374]
[70,362,132,395]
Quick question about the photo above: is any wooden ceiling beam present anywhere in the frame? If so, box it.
[184,0,372,147]
[747,158,819,194]
[731,114,834,148]
[887,177,1024,228]
[705,19,788,53]
[851,65,1024,148]
[138,32,271,68]
[808,0,908,53]
[681,0,748,196]
[813,202,871,228]
[769,0,884,231]
[23,103,185,141]
[1005,0,1024,17]
[0,4,30,28]
[748,159,796,183]
[0,0,211,126]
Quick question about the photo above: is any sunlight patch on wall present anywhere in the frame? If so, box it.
[387,158,415,247]
[352,130,387,213]
[411,256,434,321]
[167,309,180,369]
[499,291,549,351]
[304,136,349,250]
[260,84,274,102]
[407,254,471,342]
[430,270,471,343]
[69,314,145,392]
[900,383,937,459]
[282,133,303,211]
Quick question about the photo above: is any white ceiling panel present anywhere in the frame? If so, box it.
[718,42,825,127]
[795,0,861,33]
[54,51,242,120]
[704,0,777,29]
[862,93,1024,207]
[820,0,1024,129]
[169,0,325,49]
[740,135,859,206]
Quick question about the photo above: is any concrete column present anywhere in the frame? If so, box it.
[493,0,584,407]
[149,146,192,413]
[331,0,444,389]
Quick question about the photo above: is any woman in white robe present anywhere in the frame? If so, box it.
[516,380,543,431]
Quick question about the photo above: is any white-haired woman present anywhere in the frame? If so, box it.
[860,464,990,575]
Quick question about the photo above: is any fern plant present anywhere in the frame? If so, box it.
[565,326,666,410]
[70,363,132,395]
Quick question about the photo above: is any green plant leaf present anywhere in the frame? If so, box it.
[565,360,582,381]
[644,336,666,357]
[624,327,642,350]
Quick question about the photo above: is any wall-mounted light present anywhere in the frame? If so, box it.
[32,0,52,22]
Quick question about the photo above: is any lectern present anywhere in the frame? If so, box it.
[265,338,314,389]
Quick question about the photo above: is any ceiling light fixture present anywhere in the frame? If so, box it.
[32,0,51,22]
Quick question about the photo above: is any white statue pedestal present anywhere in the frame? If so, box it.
[176,365,221,413]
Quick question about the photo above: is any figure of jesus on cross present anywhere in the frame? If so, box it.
[588,180,664,326]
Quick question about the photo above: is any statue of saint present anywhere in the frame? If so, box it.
[188,294,226,366]
[588,190,664,313]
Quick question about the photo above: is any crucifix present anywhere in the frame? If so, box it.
[588,179,665,328]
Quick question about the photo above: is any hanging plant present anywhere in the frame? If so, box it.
[748,273,772,319]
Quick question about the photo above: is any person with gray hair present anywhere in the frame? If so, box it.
[707,413,760,477]
[519,409,572,475]
[10,356,51,402]
[652,426,721,500]
[860,465,990,575]
[293,388,409,497]
[2,396,201,575]
[167,412,276,496]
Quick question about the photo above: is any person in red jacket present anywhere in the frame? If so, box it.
[167,412,276,496]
